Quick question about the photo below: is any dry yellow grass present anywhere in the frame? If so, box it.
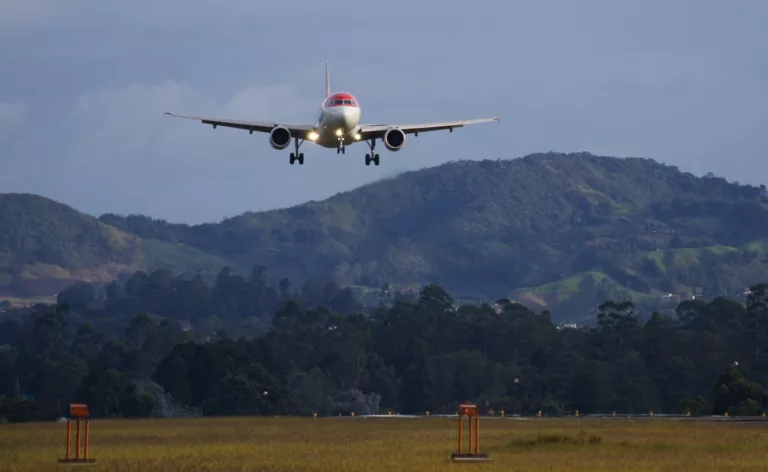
[2,417,768,471]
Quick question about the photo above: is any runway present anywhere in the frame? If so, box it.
[343,413,768,424]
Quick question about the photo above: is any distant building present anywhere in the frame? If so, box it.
[557,323,579,330]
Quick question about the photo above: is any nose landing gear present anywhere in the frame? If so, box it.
[336,131,347,154]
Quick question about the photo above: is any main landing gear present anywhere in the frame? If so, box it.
[288,137,381,166]
[289,137,304,165]
[365,138,380,166]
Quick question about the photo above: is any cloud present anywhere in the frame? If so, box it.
[46,81,312,218]
[0,101,28,134]
[62,80,313,171]
[64,81,213,167]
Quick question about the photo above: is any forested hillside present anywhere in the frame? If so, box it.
[0,193,140,298]
[4,152,768,320]
[0,194,230,300]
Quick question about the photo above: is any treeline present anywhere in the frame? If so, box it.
[48,266,369,339]
[2,275,768,422]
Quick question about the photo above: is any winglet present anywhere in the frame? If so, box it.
[325,60,331,98]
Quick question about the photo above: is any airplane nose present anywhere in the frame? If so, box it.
[342,107,357,126]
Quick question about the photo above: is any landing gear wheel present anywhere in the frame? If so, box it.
[290,137,306,165]
[337,146,346,154]
[364,139,379,166]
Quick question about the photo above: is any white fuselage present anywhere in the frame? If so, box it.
[310,92,362,148]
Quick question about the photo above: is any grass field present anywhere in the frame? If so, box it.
[2,417,768,471]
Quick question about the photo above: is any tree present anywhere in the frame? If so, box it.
[678,396,710,415]
[713,366,766,416]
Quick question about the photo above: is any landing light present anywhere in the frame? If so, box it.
[354,133,361,140]
[308,131,319,141]
[335,129,343,137]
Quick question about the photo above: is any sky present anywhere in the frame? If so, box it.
[0,0,766,224]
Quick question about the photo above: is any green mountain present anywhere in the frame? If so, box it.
[0,194,230,301]
[3,152,768,319]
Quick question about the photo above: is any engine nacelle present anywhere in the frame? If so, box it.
[269,126,291,150]
[383,127,406,152]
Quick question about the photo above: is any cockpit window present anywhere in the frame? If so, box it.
[325,97,357,107]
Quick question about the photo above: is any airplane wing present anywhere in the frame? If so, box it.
[358,117,499,140]
[164,112,315,135]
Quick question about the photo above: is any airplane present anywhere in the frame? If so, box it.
[164,61,500,166]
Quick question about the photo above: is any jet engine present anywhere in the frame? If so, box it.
[383,127,406,152]
[269,126,291,150]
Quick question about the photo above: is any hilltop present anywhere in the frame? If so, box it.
[3,152,768,319]
[0,194,229,300]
